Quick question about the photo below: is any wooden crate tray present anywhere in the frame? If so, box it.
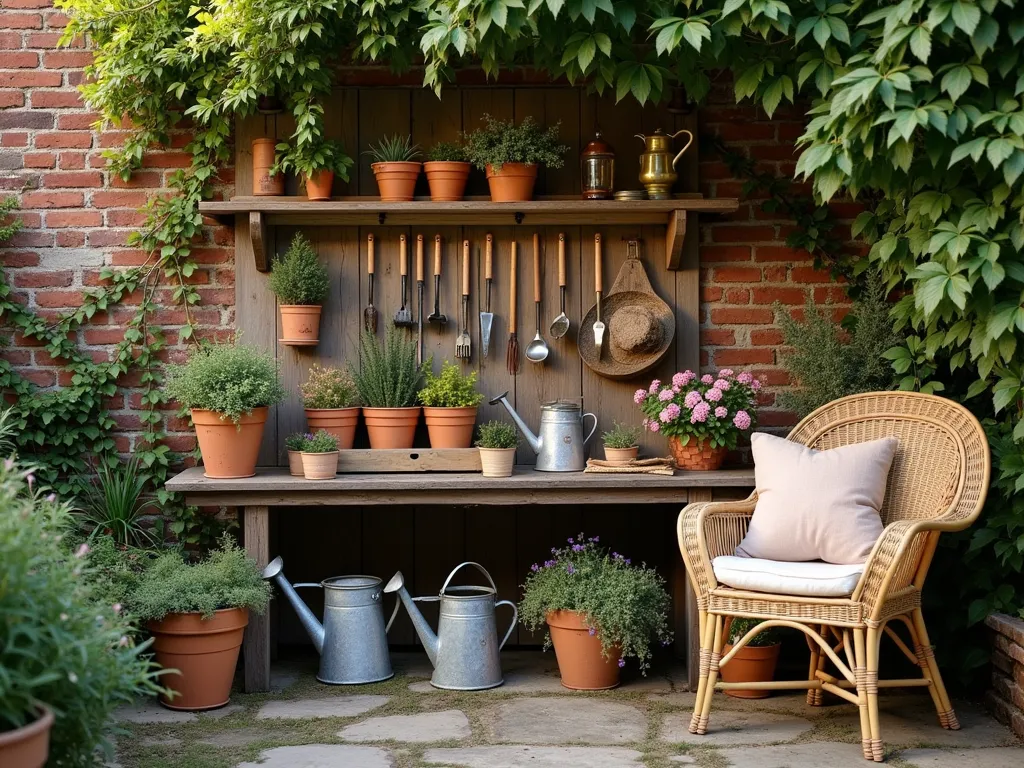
[337,448,482,473]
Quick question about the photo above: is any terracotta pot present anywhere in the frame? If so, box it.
[371,161,421,201]
[669,436,727,470]
[424,161,471,201]
[192,408,267,479]
[546,610,621,690]
[0,706,53,768]
[279,305,321,344]
[305,407,359,449]
[148,608,249,711]
[251,138,284,196]
[720,642,781,699]
[485,163,538,202]
[604,445,639,465]
[423,406,478,448]
[304,169,334,201]
[478,447,515,477]
[301,451,339,480]
[287,450,304,477]
[362,406,420,449]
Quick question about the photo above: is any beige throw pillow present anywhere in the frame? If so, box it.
[735,433,898,565]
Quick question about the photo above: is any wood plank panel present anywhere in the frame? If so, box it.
[327,88,360,197]
[362,507,417,645]
[412,505,466,647]
[242,505,271,691]
[419,227,462,375]
[411,88,462,198]
[358,89,412,197]
[513,88,581,197]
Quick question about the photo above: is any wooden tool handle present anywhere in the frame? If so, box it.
[510,240,517,333]
[594,233,603,293]
[533,232,541,303]
[399,234,407,277]
[462,239,470,297]
[485,234,493,281]
[434,234,442,276]
[558,233,566,287]
[416,234,424,282]
[367,234,375,275]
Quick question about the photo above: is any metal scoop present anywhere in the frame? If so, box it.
[525,233,549,364]
[549,232,570,339]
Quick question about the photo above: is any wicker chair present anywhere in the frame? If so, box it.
[677,392,990,762]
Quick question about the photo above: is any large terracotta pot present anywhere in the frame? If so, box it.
[287,450,304,477]
[478,447,515,478]
[669,436,727,470]
[279,305,322,344]
[149,608,249,711]
[604,445,639,465]
[301,451,339,480]
[305,407,359,449]
[720,642,781,699]
[546,610,621,690]
[424,161,471,201]
[362,406,420,449]
[304,169,334,201]
[252,138,283,196]
[0,706,53,768]
[192,408,267,479]
[423,406,477,448]
[371,161,421,201]
[485,163,538,202]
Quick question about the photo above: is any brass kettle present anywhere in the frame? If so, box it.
[635,129,694,199]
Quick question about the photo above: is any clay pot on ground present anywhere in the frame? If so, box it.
[362,407,420,449]
[192,407,267,479]
[604,445,639,465]
[423,406,477,449]
[371,162,421,201]
[0,706,54,768]
[305,407,359,449]
[304,170,334,201]
[669,436,727,471]
[279,305,322,345]
[546,610,621,690]
[720,642,781,699]
[485,163,538,202]
[148,608,249,711]
[478,447,515,478]
[301,451,339,480]
[287,450,303,477]
[424,161,471,201]
[252,138,284,196]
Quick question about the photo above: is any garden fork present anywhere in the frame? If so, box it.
[456,239,472,359]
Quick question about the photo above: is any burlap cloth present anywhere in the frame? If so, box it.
[584,457,677,475]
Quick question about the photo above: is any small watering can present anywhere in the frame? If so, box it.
[635,128,694,199]
[489,391,597,472]
[263,556,396,685]
[385,562,517,691]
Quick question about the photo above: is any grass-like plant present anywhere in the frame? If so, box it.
[726,617,781,647]
[301,364,359,409]
[427,141,467,162]
[76,455,156,547]
[418,361,483,408]
[284,432,306,452]
[350,327,423,408]
[464,114,568,171]
[602,422,641,449]
[271,137,354,181]
[365,134,421,163]
[301,430,339,453]
[268,232,330,305]
[475,420,519,449]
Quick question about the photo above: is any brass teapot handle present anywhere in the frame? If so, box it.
[671,129,694,169]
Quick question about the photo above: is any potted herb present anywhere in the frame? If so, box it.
[418,361,483,448]
[301,364,360,449]
[464,114,568,202]
[268,232,330,345]
[132,535,271,711]
[475,420,519,478]
[602,422,642,464]
[635,369,760,470]
[165,341,286,479]
[272,137,354,201]
[365,134,422,201]
[284,432,306,476]
[720,618,782,699]
[424,141,471,201]
[520,536,671,690]
[299,430,340,479]
[350,327,424,449]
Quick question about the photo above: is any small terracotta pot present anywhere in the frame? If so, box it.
[478,447,515,477]
[0,706,53,768]
[424,161,471,201]
[362,406,420,449]
[304,169,334,201]
[149,608,249,711]
[720,642,781,699]
[192,408,267,479]
[423,406,478,448]
[669,436,727,470]
[604,445,639,465]
[546,610,621,690]
[252,138,284,196]
[287,450,304,477]
[372,161,422,201]
[485,163,538,202]
[305,407,359,449]
[301,451,339,480]
[279,305,321,344]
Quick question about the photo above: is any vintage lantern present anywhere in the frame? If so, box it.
[580,132,615,200]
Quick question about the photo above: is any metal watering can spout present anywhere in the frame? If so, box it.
[262,556,324,655]
[384,571,440,666]
[488,390,541,455]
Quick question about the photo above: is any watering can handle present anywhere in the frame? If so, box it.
[385,593,404,634]
[582,412,598,444]
[292,583,322,589]
[495,600,518,650]
[441,561,498,595]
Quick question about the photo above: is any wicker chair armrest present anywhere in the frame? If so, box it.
[677,494,758,598]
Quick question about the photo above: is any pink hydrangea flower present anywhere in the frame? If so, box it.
[701,374,714,385]
[715,406,728,418]
[705,387,723,402]
[714,378,731,391]
[718,368,734,378]
[681,370,696,384]
[737,371,753,384]
[660,403,682,422]
[691,401,711,423]
[633,388,647,404]
[751,379,762,391]
[673,384,682,393]
[734,410,752,430]
[684,390,703,409]
[672,372,687,388]
[648,421,660,433]
[658,388,675,402]
[649,379,661,394]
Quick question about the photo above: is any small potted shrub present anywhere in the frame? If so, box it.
[475,420,518,478]
[635,369,760,470]
[166,341,286,479]
[284,432,306,476]
[419,361,484,448]
[299,430,340,479]
[720,618,782,699]
[424,141,471,201]
[520,535,671,690]
[464,114,568,202]
[350,327,424,449]
[132,535,272,711]
[366,134,422,201]
[301,364,360,449]
[268,232,330,345]
[272,137,354,201]
[602,422,641,464]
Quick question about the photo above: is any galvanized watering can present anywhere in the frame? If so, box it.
[263,556,397,685]
[489,391,598,471]
[385,562,517,690]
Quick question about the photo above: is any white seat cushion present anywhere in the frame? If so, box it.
[712,555,864,598]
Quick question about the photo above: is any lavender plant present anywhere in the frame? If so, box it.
[301,430,339,453]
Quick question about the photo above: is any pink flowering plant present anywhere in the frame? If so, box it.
[635,369,760,449]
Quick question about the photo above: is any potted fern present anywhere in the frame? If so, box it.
[475,420,518,477]
[366,134,422,201]
[418,361,483,448]
[271,137,354,201]
[424,141,471,201]
[301,364,360,449]
[284,432,306,476]
[602,422,641,465]
[268,232,330,345]
[299,430,340,479]
[350,327,424,449]
[720,618,782,699]
[464,114,568,202]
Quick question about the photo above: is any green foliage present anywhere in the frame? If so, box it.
[300,364,359,409]
[475,420,519,449]
[365,134,421,164]
[427,141,468,162]
[350,327,423,408]
[158,504,235,555]
[418,361,483,408]
[602,422,641,449]
[519,535,672,673]
[0,196,21,243]
[464,115,568,171]
[284,432,307,452]
[272,138,353,180]
[267,232,329,305]
[75,455,157,547]
[727,617,781,648]
[301,429,339,453]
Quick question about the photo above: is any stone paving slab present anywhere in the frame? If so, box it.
[826,700,1016,747]
[899,747,1024,767]
[717,742,867,767]
[256,695,390,720]
[659,710,815,745]
[200,703,245,720]
[235,744,392,768]
[338,709,471,743]
[488,697,646,745]
[113,700,197,724]
[423,746,645,767]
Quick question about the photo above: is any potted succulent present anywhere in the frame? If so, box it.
[268,232,330,345]
[301,364,360,448]
[602,422,641,464]
[720,618,782,699]
[464,114,568,202]
[366,134,422,201]
[423,141,471,201]
[520,535,671,690]
[418,361,484,448]
[272,137,354,201]
[284,432,306,476]
[165,341,286,479]
[350,327,424,449]
[475,420,519,478]
[635,369,760,470]
[299,430,340,479]
[132,536,272,711]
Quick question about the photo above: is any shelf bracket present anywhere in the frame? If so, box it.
[665,209,688,270]
[514,211,525,225]
[249,211,268,272]
[378,212,387,225]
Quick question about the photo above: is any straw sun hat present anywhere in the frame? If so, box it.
[578,291,675,380]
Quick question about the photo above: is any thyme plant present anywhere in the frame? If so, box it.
[418,361,483,408]
[464,115,568,171]
[602,422,641,449]
[475,420,519,449]
[267,233,330,306]
[301,364,359,409]
[427,141,468,163]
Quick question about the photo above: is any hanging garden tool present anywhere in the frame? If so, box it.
[525,233,549,364]
[456,239,471,359]
[507,239,520,375]
[591,233,606,356]
[549,232,570,339]
[416,234,426,366]
[364,234,378,333]
[393,234,413,328]
[427,234,448,329]
[480,234,494,356]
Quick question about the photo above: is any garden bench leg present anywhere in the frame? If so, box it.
[242,504,271,692]
[681,487,711,691]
